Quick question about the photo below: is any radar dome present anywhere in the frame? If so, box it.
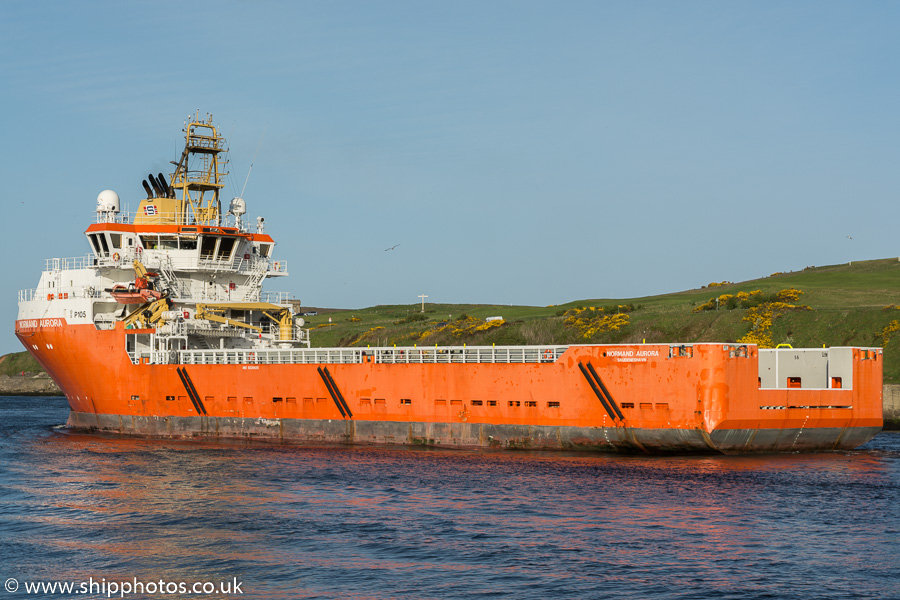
[229,197,247,216]
[96,190,120,213]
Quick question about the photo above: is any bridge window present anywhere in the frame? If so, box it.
[217,237,236,260]
[200,236,217,259]
[87,234,101,255]
[158,236,179,250]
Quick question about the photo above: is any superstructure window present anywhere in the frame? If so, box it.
[157,236,179,250]
[180,235,198,250]
[98,234,110,255]
[87,234,101,255]
[258,243,272,258]
[200,236,217,259]
[217,237,236,260]
[109,233,122,249]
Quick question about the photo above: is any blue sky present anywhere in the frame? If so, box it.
[2,1,899,354]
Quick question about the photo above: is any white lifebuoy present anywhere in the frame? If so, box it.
[274,262,280,271]
[112,252,120,262]
[136,246,143,257]
[248,352,256,363]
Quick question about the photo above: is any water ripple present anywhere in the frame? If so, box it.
[1,397,899,599]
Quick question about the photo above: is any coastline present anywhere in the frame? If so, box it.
[0,374,62,396]
[882,384,900,430]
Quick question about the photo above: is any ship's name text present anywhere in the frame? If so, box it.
[607,349,659,357]
[18,318,65,329]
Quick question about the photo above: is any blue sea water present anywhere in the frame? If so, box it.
[1,395,899,600]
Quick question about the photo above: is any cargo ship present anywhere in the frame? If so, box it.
[15,115,883,453]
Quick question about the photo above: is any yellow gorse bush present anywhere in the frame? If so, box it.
[562,307,630,340]
[417,316,505,340]
[883,320,900,346]
[736,290,811,348]
[350,326,386,346]
[775,288,803,302]
[692,289,764,313]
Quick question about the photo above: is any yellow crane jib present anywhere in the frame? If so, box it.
[195,302,293,340]
[194,304,263,333]
[123,297,174,329]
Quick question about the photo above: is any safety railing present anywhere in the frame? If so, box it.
[20,285,104,302]
[175,345,569,366]
[44,255,98,271]
[261,291,291,304]
[95,210,250,231]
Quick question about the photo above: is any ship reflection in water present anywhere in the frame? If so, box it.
[2,397,899,600]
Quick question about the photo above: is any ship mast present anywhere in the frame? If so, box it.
[169,112,228,225]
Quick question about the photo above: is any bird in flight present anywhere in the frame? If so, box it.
[385,244,400,251]
[847,236,853,240]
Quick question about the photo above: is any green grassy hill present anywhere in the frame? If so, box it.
[6,257,900,381]
[0,351,44,376]
[299,258,900,382]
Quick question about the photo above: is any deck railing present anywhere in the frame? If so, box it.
[176,345,569,366]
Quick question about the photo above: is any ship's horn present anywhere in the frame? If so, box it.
[157,172,171,197]
[148,173,164,198]
[141,180,154,198]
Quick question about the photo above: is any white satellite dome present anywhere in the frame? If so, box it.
[96,190,120,213]
[229,197,247,216]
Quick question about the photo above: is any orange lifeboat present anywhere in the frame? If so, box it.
[107,284,164,305]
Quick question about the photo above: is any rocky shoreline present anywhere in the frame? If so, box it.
[0,374,62,396]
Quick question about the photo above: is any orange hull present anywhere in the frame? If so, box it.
[16,320,883,453]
